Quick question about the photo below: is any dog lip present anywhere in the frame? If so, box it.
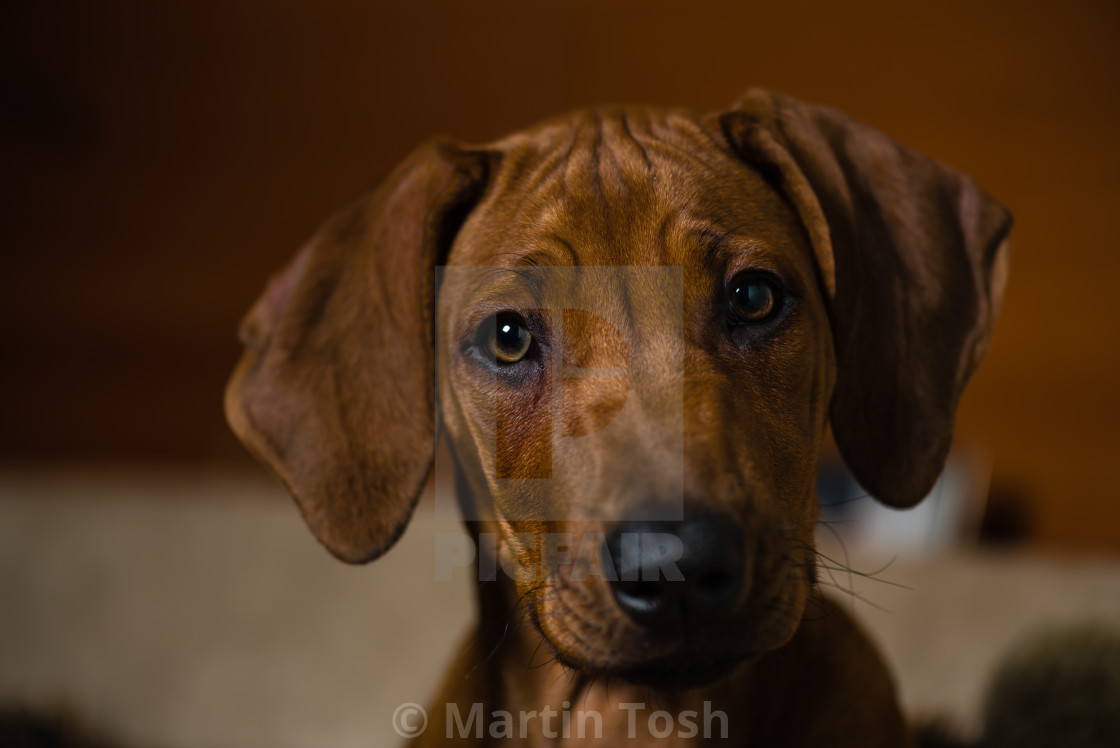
[533,607,754,692]
[617,649,752,691]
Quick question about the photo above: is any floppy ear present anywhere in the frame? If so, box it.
[719,89,1012,508]
[225,140,489,562]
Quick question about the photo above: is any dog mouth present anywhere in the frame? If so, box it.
[532,603,760,691]
[526,530,812,692]
[532,592,805,692]
[539,624,754,691]
[616,649,751,691]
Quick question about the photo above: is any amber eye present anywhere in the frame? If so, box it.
[728,273,781,323]
[489,313,533,363]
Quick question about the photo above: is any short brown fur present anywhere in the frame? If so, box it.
[227,90,1010,746]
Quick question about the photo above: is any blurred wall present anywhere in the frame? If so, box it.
[2,0,1118,551]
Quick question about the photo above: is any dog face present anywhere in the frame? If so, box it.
[436,109,834,684]
[226,90,1010,690]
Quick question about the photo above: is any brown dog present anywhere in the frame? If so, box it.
[226,89,1010,746]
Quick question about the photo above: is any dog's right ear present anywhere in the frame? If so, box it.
[718,90,1011,510]
[225,140,489,564]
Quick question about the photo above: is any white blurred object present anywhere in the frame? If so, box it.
[817,446,991,557]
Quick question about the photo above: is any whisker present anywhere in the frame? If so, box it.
[817,491,875,509]
[814,558,912,591]
[813,579,895,614]
[813,519,858,612]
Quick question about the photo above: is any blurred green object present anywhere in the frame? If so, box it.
[980,623,1120,748]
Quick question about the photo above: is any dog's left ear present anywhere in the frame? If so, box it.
[225,141,489,563]
[719,89,1012,508]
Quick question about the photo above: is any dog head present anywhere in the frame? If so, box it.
[226,89,1010,689]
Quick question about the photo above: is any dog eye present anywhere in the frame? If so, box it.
[489,313,533,364]
[728,273,781,323]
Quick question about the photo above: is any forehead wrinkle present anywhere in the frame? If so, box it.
[559,110,677,218]
[470,110,796,273]
[692,220,766,269]
[504,237,579,268]
[641,122,735,177]
[457,266,543,305]
[489,125,578,193]
[463,243,577,308]
[615,110,654,171]
[597,111,656,199]
[477,137,577,237]
[486,108,730,214]
[562,115,605,204]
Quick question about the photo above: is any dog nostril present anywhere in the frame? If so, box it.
[613,580,666,620]
[623,581,662,600]
[698,571,730,593]
[695,569,739,606]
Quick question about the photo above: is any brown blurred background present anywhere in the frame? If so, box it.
[2,0,1119,552]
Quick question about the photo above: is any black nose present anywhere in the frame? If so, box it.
[604,515,746,630]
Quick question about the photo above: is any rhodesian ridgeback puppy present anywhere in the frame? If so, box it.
[226,89,1010,746]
